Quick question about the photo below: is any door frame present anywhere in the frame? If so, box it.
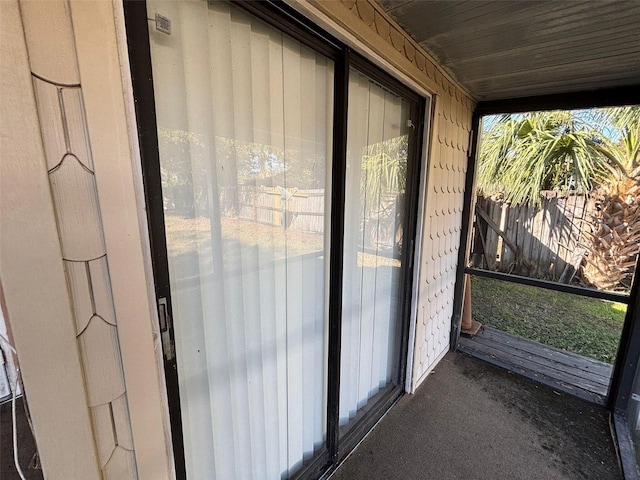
[610,256,640,480]
[451,87,640,478]
[123,1,426,478]
[335,52,426,466]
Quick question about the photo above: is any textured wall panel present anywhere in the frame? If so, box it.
[1,1,101,475]
[78,318,126,407]
[47,154,105,260]
[20,1,138,478]
[60,88,93,170]
[104,446,137,480]
[92,403,117,468]
[90,257,118,327]
[411,94,471,386]
[112,393,135,451]
[19,0,80,85]
[65,260,94,334]
[31,79,68,171]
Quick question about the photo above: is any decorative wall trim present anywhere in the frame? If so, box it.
[20,1,137,478]
[0,0,100,476]
[70,0,175,477]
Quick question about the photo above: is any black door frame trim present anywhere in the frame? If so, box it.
[326,46,349,466]
[122,2,187,478]
[475,85,640,116]
[465,267,630,304]
[450,111,481,351]
[609,254,640,480]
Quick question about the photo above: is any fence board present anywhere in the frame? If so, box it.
[548,195,563,278]
[538,198,553,277]
[485,199,499,268]
[472,192,591,282]
[502,204,516,269]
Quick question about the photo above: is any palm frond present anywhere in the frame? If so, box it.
[477,110,630,206]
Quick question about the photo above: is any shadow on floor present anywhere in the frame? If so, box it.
[1,397,43,480]
[330,352,621,480]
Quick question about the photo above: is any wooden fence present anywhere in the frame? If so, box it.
[221,186,400,253]
[233,186,327,233]
[470,192,594,282]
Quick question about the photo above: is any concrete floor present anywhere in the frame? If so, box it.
[1,352,623,480]
[330,351,622,480]
[1,397,42,480]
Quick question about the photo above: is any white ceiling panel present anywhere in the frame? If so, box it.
[378,0,640,101]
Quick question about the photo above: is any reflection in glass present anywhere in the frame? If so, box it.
[148,1,333,478]
[339,68,410,427]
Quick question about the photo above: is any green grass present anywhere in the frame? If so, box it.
[470,276,627,364]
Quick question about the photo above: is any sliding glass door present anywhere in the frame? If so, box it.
[147,2,333,477]
[129,1,426,478]
[339,69,412,431]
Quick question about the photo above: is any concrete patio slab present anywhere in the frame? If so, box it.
[330,351,621,480]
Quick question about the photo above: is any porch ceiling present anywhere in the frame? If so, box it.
[378,0,640,102]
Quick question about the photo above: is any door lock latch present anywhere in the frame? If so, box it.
[157,297,175,362]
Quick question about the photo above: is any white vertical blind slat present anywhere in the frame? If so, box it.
[314,255,326,447]
[224,239,252,480]
[365,85,387,401]
[225,10,254,480]
[242,245,268,478]
[384,94,404,384]
[340,73,369,424]
[274,257,289,476]
[286,255,304,474]
[153,1,220,477]
[251,20,282,480]
[282,36,304,474]
[299,49,318,461]
[268,36,291,478]
[204,6,238,479]
[258,247,281,479]
[180,4,224,477]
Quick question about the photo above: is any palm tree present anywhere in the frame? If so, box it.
[478,110,622,206]
[360,135,408,254]
[360,135,407,211]
[581,107,640,291]
[477,107,639,292]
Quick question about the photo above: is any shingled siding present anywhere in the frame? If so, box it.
[304,0,475,389]
[18,1,138,477]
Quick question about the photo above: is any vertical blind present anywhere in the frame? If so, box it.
[148,1,333,478]
[339,70,410,426]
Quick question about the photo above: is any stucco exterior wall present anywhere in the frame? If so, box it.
[303,0,476,389]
